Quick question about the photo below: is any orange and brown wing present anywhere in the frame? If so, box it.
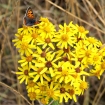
[26,7,35,19]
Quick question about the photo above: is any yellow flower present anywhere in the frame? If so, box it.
[55,83,70,103]
[29,67,51,84]
[12,33,23,48]
[13,16,105,103]
[18,54,36,68]
[75,42,98,66]
[16,65,30,84]
[37,36,55,50]
[38,17,56,39]
[22,28,39,45]
[77,76,88,95]
[54,61,75,83]
[88,52,102,65]
[90,61,105,79]
[84,37,102,48]
[28,92,39,100]
[18,40,36,56]
[18,26,34,35]
[66,85,79,102]
[36,81,48,95]
[90,68,102,79]
[26,80,39,93]
[76,25,89,38]
[40,97,49,105]
[53,22,78,49]
[59,22,78,35]
[34,52,60,77]
[45,82,59,100]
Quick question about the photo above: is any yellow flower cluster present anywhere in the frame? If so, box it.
[12,17,105,104]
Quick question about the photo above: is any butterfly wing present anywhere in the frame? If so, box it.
[23,7,40,26]
[26,7,35,19]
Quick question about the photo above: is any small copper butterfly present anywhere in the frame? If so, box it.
[23,7,40,26]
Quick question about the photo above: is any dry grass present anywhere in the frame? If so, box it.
[0,0,105,105]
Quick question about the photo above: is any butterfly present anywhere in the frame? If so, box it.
[23,7,40,26]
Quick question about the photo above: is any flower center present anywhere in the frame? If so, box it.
[80,81,88,90]
[78,58,83,62]
[46,61,52,68]
[85,50,91,57]
[75,67,80,73]
[28,92,36,100]
[93,55,99,61]
[62,70,68,76]
[47,89,54,97]
[58,67,62,72]
[21,42,28,50]
[60,87,65,93]
[62,57,68,62]
[45,38,51,43]
[78,26,85,33]
[26,55,33,62]
[40,85,46,91]
[61,34,69,41]
[41,51,46,57]
[77,37,82,42]
[24,70,29,75]
[32,33,38,39]
[28,81,35,87]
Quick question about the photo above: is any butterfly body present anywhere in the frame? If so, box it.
[23,7,39,26]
